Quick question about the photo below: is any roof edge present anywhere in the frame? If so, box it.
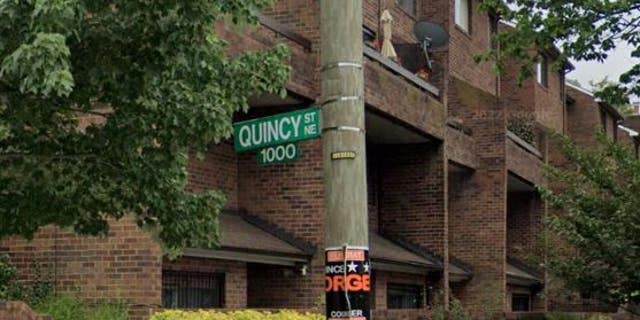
[225,209,317,256]
[507,256,544,280]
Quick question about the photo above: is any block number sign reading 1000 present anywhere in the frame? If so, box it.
[258,143,300,165]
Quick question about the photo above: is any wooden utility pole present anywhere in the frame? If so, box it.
[321,1,370,320]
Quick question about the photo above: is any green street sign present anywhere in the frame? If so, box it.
[258,143,300,165]
[234,107,321,152]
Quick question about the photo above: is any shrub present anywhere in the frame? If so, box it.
[34,294,129,320]
[432,298,472,320]
[508,116,537,146]
[151,309,324,320]
[544,313,582,320]
[0,254,52,304]
[0,253,25,301]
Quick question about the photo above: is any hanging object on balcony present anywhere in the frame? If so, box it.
[380,10,398,61]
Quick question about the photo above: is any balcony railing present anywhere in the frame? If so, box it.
[507,130,543,159]
[364,46,440,97]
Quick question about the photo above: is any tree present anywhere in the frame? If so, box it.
[566,78,583,89]
[480,0,640,106]
[0,1,291,251]
[538,133,640,312]
[589,77,635,116]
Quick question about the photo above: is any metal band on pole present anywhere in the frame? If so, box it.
[319,95,362,106]
[321,62,363,71]
[323,126,365,133]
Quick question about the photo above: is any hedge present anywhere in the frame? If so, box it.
[151,309,324,320]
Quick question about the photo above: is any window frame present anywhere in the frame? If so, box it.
[162,270,226,309]
[396,0,417,17]
[537,56,549,87]
[386,283,425,309]
[455,0,471,33]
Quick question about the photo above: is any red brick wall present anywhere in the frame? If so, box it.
[263,0,321,50]
[237,138,324,309]
[364,60,446,139]
[188,142,238,209]
[499,23,566,134]
[534,70,565,133]
[506,192,542,262]
[0,218,163,320]
[368,147,381,234]
[447,77,507,316]
[446,0,497,96]
[376,143,448,259]
[246,264,319,309]
[506,139,545,186]
[163,257,247,309]
[566,86,613,148]
[363,0,419,46]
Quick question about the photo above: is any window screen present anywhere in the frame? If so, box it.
[387,284,424,309]
[162,271,225,309]
[511,293,531,312]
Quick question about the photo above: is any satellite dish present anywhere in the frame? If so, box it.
[413,21,449,70]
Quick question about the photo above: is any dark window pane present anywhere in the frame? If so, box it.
[600,108,607,132]
[512,294,530,312]
[397,0,417,16]
[162,270,225,309]
[387,284,424,309]
[363,26,377,48]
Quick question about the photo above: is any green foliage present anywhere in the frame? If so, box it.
[151,309,323,320]
[479,0,640,105]
[28,261,53,306]
[0,254,22,301]
[0,1,291,251]
[538,131,640,308]
[34,294,129,320]
[544,313,582,320]
[432,298,472,320]
[0,254,52,304]
[508,116,537,146]
[589,77,635,116]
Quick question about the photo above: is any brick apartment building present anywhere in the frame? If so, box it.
[2,1,638,320]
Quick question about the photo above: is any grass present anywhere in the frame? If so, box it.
[34,294,128,320]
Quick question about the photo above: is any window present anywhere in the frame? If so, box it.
[511,294,531,312]
[387,284,424,309]
[162,271,225,309]
[455,0,470,32]
[397,0,417,16]
[363,26,377,49]
[600,108,607,133]
[537,56,549,87]
[489,15,498,50]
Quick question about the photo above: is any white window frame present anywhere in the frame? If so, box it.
[537,56,549,87]
[455,0,470,32]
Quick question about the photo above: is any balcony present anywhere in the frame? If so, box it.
[364,46,439,97]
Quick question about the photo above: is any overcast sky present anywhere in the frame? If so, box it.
[567,42,640,102]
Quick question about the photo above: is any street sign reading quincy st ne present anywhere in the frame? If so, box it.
[233,107,321,152]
